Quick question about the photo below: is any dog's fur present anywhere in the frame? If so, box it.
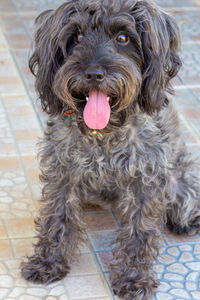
[21,0,200,299]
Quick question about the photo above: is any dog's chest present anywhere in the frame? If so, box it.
[72,142,114,177]
[69,136,134,190]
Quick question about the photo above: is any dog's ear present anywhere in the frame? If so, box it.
[29,3,77,115]
[133,1,182,114]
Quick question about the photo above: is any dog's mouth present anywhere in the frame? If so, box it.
[72,90,113,130]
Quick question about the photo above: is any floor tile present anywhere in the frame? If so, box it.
[5,218,35,238]
[83,203,106,212]
[97,252,113,272]
[0,157,21,170]
[0,240,13,258]
[172,10,200,42]
[64,274,111,299]
[0,75,24,94]
[27,170,40,184]
[88,230,117,252]
[0,220,7,238]
[179,44,200,84]
[6,34,30,49]
[21,155,39,170]
[83,213,118,231]
[164,228,200,244]
[14,129,41,142]
[155,0,200,8]
[70,253,99,276]
[0,0,14,13]
[11,237,35,258]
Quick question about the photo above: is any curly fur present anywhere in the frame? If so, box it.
[21,1,200,299]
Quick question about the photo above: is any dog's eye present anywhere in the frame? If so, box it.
[116,34,130,45]
[74,33,84,44]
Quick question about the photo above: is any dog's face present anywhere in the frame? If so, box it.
[30,0,181,133]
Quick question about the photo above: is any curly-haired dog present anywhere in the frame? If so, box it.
[21,0,200,299]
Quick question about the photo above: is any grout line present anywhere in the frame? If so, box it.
[161,241,200,247]
[182,41,200,45]
[2,7,200,16]
[174,85,200,90]
[178,113,200,141]
[10,0,34,41]
[111,209,121,228]
[0,154,37,158]
[85,231,115,299]
[177,76,200,106]
[0,12,37,17]
[0,236,36,241]
[1,219,15,257]
[0,92,28,97]
[164,7,200,11]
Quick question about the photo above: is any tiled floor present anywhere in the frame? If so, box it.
[0,0,200,299]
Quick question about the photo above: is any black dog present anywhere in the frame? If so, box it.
[21,1,200,299]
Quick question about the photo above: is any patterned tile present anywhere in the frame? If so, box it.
[154,244,200,300]
[0,169,37,218]
[0,258,71,300]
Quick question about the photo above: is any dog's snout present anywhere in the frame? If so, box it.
[85,66,106,83]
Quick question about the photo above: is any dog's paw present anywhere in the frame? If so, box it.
[189,215,200,234]
[167,215,200,236]
[111,272,158,300]
[21,255,70,284]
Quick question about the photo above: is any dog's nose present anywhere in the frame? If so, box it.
[85,66,106,83]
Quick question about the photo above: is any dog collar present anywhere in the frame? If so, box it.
[63,110,100,136]
[64,109,75,116]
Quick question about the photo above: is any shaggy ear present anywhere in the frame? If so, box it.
[133,1,182,114]
[29,2,78,115]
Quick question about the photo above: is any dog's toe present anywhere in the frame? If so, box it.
[167,215,200,236]
[21,256,70,284]
[111,272,158,300]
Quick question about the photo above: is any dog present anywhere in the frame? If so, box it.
[21,0,200,299]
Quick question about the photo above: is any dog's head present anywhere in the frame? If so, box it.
[30,0,181,132]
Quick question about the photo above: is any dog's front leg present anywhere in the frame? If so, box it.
[110,190,163,300]
[21,184,84,284]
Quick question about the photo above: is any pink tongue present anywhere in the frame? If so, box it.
[83,90,111,130]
